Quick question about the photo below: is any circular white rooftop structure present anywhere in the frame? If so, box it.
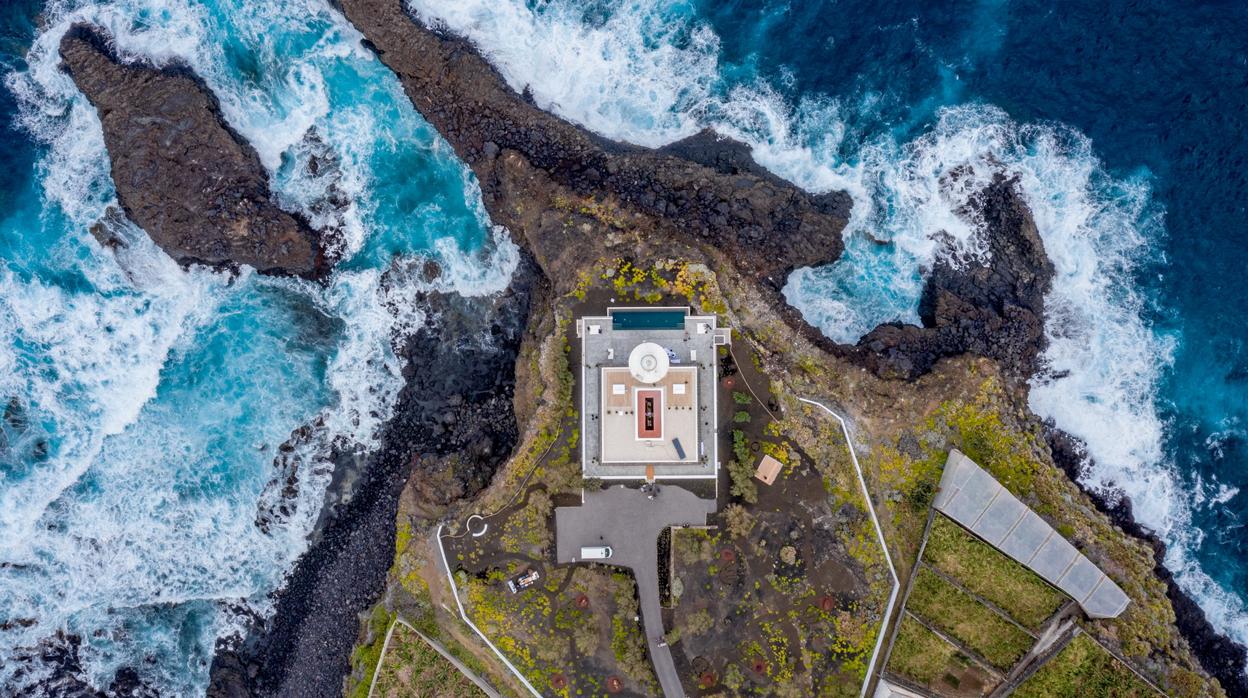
[628,342,670,384]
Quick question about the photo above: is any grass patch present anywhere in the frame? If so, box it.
[1014,634,1156,697]
[373,623,486,698]
[887,615,960,686]
[906,568,1033,669]
[923,515,1066,629]
[347,604,395,698]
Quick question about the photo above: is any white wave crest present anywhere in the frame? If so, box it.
[1,0,518,692]
[407,0,717,147]
[409,0,1248,650]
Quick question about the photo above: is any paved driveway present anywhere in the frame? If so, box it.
[555,485,717,698]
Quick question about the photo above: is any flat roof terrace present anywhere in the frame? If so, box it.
[579,310,726,480]
[600,366,698,463]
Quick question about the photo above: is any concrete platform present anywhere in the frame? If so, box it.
[556,485,717,697]
[932,450,1131,619]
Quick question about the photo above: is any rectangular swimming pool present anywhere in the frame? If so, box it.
[610,308,687,331]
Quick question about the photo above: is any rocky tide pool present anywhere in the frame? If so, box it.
[0,0,1245,694]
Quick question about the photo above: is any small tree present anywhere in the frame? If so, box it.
[573,619,600,655]
[906,478,936,509]
[732,429,751,464]
[727,460,758,504]
[723,504,754,539]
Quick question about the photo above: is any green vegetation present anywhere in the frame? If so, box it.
[923,515,1066,629]
[347,604,395,698]
[722,503,754,538]
[726,455,759,504]
[938,396,1039,494]
[734,409,752,423]
[684,609,715,637]
[372,623,485,698]
[732,428,751,463]
[1014,634,1156,698]
[733,391,753,405]
[906,568,1033,669]
[609,573,652,685]
[887,616,961,686]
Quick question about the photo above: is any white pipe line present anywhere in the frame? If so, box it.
[435,524,544,698]
[797,397,901,698]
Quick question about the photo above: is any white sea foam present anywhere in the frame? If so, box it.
[407,0,716,147]
[2,0,516,692]
[411,0,1248,649]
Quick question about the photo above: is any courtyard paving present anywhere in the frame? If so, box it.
[555,484,717,698]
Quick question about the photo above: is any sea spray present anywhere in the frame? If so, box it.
[0,0,515,692]
[411,0,1248,650]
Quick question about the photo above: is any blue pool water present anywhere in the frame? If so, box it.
[611,308,688,331]
[0,0,1245,692]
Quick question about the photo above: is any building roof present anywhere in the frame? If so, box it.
[578,307,730,479]
[755,454,783,485]
[600,366,698,463]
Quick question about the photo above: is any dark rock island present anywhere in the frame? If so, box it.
[52,2,1244,696]
[59,25,327,278]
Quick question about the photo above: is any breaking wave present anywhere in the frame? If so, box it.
[411,0,1248,649]
[0,0,515,692]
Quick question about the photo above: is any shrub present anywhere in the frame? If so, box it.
[572,616,600,655]
[732,429,751,464]
[727,459,758,504]
[733,391,753,405]
[734,410,752,423]
[723,504,754,538]
[905,479,936,509]
[779,546,798,565]
[684,609,715,637]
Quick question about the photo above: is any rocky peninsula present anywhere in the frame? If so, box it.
[59,25,327,278]
[56,3,1245,696]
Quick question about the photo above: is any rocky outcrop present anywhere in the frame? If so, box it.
[333,0,850,285]
[330,0,1052,388]
[59,25,328,278]
[207,254,540,698]
[1046,428,1248,696]
[841,173,1053,382]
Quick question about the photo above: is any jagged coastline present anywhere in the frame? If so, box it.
[51,2,1245,696]
[58,25,329,279]
[327,2,1244,695]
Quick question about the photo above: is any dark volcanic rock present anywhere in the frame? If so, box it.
[58,25,327,278]
[1045,428,1248,696]
[333,0,849,283]
[4,630,159,697]
[207,254,540,698]
[842,173,1053,381]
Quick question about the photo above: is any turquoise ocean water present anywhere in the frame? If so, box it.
[1,0,1245,692]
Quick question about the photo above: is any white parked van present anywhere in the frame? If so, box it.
[580,545,613,560]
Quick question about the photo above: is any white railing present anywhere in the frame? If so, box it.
[798,397,900,698]
[435,524,544,698]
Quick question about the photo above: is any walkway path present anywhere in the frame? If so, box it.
[797,397,900,698]
[555,485,717,698]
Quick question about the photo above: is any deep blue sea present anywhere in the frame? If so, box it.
[0,0,1245,693]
